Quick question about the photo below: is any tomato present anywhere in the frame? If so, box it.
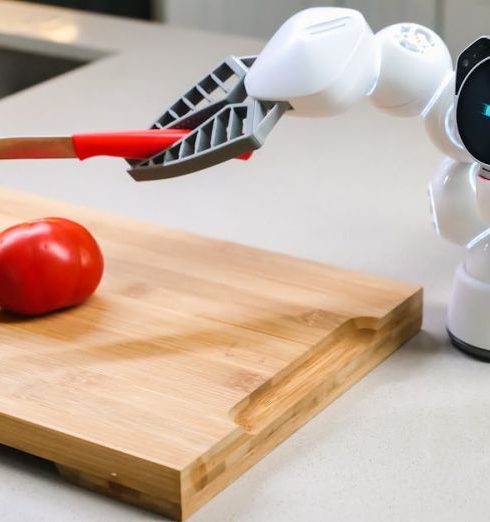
[0,217,104,316]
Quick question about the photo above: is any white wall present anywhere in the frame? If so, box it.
[342,0,436,31]
[159,0,327,39]
[154,0,489,59]
[443,0,490,57]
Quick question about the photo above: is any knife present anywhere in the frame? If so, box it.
[0,129,252,161]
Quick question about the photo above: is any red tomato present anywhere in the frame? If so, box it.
[0,217,104,316]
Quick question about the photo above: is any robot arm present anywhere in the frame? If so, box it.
[245,7,470,163]
[130,7,472,181]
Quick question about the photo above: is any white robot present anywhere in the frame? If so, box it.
[241,7,490,360]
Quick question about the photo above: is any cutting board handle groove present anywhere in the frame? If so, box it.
[231,319,377,434]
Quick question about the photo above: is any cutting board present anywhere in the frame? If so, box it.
[0,188,422,520]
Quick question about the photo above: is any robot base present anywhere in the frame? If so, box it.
[447,263,490,361]
[447,329,490,362]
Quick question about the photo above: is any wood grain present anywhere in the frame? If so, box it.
[0,187,422,520]
[0,137,75,159]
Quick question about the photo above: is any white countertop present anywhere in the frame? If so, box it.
[0,2,488,521]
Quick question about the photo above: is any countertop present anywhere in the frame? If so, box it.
[0,2,488,521]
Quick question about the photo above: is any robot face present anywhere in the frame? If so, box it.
[456,37,490,167]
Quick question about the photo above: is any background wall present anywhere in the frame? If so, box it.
[156,0,490,59]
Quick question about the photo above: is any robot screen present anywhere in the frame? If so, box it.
[457,58,490,166]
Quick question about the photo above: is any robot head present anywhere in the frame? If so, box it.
[455,37,490,169]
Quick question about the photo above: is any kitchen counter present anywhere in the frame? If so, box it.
[0,2,487,521]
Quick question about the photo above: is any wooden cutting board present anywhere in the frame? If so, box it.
[0,187,422,520]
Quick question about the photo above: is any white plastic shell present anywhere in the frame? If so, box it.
[423,72,472,162]
[448,262,490,350]
[429,159,486,246]
[244,7,379,117]
[445,171,490,349]
[466,229,490,283]
[370,23,453,117]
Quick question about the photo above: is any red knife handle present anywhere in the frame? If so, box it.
[72,129,190,160]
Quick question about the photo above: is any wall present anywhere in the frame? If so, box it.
[154,0,490,59]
